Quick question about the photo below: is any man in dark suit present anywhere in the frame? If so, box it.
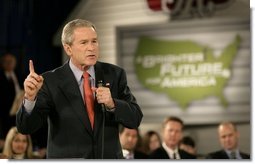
[206,121,250,159]
[150,116,196,159]
[119,125,148,159]
[16,19,143,159]
[0,53,23,146]
[206,149,250,159]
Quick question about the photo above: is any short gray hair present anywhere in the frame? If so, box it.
[61,19,96,45]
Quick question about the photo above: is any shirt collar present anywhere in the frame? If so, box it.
[5,71,14,79]
[162,142,179,158]
[225,149,242,159]
[69,60,95,83]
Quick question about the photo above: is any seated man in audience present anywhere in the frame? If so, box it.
[119,125,148,159]
[206,121,250,159]
[149,116,196,159]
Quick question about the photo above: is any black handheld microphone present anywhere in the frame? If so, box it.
[97,80,105,159]
[97,80,106,111]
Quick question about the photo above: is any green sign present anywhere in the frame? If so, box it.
[134,35,241,109]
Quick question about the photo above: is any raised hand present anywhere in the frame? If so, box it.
[23,60,44,100]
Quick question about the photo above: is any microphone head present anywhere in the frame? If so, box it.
[98,80,103,87]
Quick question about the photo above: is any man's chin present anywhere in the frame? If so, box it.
[87,60,97,66]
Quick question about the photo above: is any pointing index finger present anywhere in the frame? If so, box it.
[29,60,35,73]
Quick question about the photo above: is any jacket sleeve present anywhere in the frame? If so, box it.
[110,68,143,129]
[16,76,51,134]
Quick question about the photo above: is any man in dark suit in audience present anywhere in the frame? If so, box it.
[119,125,148,159]
[206,121,250,159]
[150,116,196,159]
[0,53,23,145]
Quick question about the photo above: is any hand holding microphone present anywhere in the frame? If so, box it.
[93,82,115,110]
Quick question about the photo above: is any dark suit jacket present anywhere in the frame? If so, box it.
[149,147,197,159]
[134,150,148,159]
[16,61,143,159]
[206,149,250,159]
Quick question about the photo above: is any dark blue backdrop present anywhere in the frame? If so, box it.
[0,0,80,149]
[0,0,80,76]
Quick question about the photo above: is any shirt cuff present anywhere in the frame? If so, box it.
[23,98,36,114]
[106,107,115,112]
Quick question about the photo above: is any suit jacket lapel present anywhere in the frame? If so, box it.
[59,62,93,135]
[93,63,103,137]
[94,62,114,90]
[93,62,115,137]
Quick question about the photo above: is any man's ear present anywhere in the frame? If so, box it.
[63,44,72,56]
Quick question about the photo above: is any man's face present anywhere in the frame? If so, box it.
[64,27,99,70]
[162,121,183,150]
[119,128,138,151]
[2,54,16,72]
[218,124,239,151]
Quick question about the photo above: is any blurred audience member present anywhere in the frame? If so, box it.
[119,125,148,159]
[1,127,39,159]
[142,130,161,155]
[0,140,4,153]
[0,153,7,158]
[206,121,250,159]
[179,136,196,155]
[150,116,196,159]
[0,53,23,144]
